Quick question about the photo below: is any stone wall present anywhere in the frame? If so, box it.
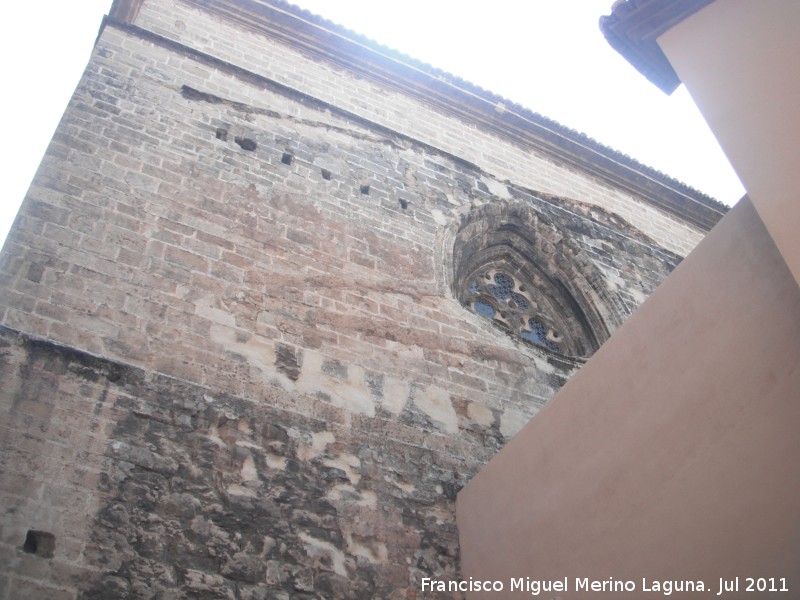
[0,326,477,599]
[132,0,714,257]
[0,1,717,598]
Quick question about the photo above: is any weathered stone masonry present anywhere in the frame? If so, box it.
[0,1,725,598]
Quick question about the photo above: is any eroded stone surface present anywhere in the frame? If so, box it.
[0,329,477,598]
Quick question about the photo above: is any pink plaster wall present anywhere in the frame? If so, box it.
[659,0,800,287]
[457,198,800,598]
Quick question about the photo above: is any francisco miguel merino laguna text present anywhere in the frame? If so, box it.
[420,576,711,595]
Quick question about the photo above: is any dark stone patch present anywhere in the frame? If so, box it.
[274,343,301,381]
[26,262,45,283]
[320,359,347,379]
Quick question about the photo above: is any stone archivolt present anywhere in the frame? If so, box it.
[451,200,622,360]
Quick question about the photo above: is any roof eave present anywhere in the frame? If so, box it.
[599,0,716,94]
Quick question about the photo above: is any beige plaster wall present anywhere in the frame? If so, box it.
[457,198,800,598]
[659,0,800,285]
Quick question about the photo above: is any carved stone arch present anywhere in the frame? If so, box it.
[445,199,627,359]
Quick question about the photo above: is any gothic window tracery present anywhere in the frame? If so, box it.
[468,270,564,353]
[450,201,619,361]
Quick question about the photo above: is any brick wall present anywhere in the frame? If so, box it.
[133,0,711,257]
[0,2,708,597]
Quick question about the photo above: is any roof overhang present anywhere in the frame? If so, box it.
[600,0,715,94]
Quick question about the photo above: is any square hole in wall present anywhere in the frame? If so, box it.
[23,530,55,558]
[234,136,257,151]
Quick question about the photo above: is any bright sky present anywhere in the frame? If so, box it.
[0,1,744,249]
